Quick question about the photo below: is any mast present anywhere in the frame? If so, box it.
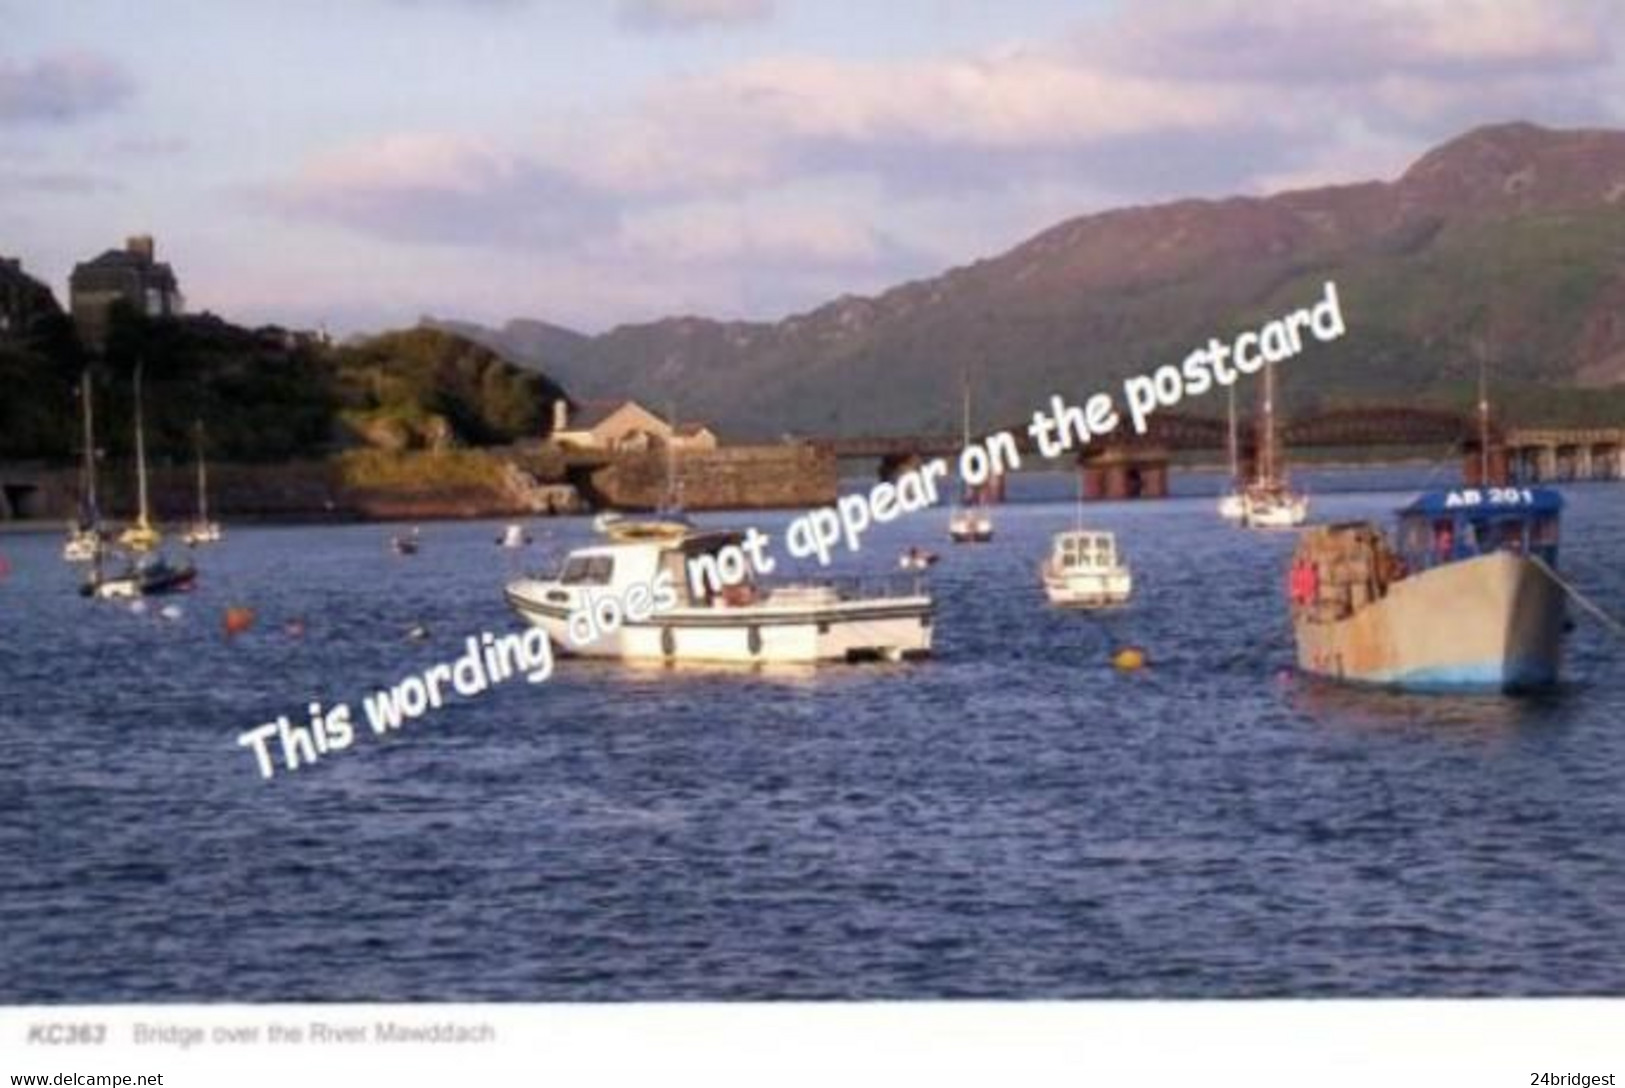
[134,358,151,531]
[194,419,209,523]
[1477,356,1491,485]
[80,369,98,522]
[1261,361,1277,484]
[1226,382,1239,487]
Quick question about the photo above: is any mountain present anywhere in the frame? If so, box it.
[431,122,1625,437]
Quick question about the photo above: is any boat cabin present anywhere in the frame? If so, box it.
[1050,530,1120,572]
[1396,488,1561,572]
[552,530,752,608]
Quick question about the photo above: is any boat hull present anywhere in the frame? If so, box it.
[505,585,933,665]
[1042,569,1132,607]
[1293,552,1564,691]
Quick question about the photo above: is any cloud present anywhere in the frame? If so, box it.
[251,0,1625,329]
[0,168,123,195]
[1089,0,1611,85]
[617,0,772,33]
[0,51,134,124]
[259,133,619,249]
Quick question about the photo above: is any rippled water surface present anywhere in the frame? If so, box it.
[3,469,1624,1000]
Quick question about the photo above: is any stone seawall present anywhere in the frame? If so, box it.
[1,444,836,522]
[587,444,838,510]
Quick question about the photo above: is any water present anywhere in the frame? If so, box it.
[3,470,1625,1001]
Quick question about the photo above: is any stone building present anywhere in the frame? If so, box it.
[69,234,184,351]
[550,399,719,452]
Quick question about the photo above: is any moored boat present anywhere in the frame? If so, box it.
[497,523,532,548]
[505,527,933,664]
[1289,487,1565,691]
[181,420,223,547]
[81,551,198,599]
[1041,529,1133,607]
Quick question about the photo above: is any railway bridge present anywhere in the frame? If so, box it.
[810,406,1609,500]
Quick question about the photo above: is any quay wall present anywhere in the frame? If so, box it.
[587,444,838,511]
[0,444,838,522]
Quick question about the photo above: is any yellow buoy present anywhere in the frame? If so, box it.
[1112,646,1147,671]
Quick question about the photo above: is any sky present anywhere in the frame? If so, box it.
[3,0,1624,335]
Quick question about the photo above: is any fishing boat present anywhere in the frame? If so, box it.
[1041,530,1133,607]
[496,523,532,548]
[948,372,995,543]
[505,524,933,664]
[63,371,104,563]
[1289,487,1565,691]
[117,361,162,553]
[81,550,197,600]
[1238,361,1307,529]
[182,420,223,546]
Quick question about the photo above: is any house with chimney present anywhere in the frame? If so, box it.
[69,234,184,351]
[550,399,719,452]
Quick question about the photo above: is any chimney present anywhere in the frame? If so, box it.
[551,399,569,435]
[125,235,155,263]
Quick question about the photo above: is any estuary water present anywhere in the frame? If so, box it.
[3,468,1625,1001]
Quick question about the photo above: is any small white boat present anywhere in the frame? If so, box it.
[1218,491,1246,523]
[63,525,102,563]
[948,508,994,543]
[497,523,532,548]
[1240,483,1308,529]
[1237,361,1308,529]
[898,547,939,571]
[391,528,421,555]
[182,420,223,547]
[1041,529,1133,607]
[506,527,933,664]
[64,371,105,563]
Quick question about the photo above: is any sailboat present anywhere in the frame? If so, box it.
[182,420,223,546]
[1217,383,1246,522]
[85,360,197,599]
[1238,360,1308,529]
[63,370,104,562]
[117,360,163,552]
[948,373,994,543]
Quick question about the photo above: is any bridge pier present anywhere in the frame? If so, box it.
[1461,443,1510,487]
[1080,448,1169,501]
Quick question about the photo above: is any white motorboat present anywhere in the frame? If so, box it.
[1041,529,1133,607]
[505,527,933,664]
[63,526,102,563]
[1218,492,1246,522]
[497,523,532,548]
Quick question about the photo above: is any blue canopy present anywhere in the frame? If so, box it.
[1400,487,1563,518]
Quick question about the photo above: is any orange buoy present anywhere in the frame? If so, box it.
[224,606,256,637]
